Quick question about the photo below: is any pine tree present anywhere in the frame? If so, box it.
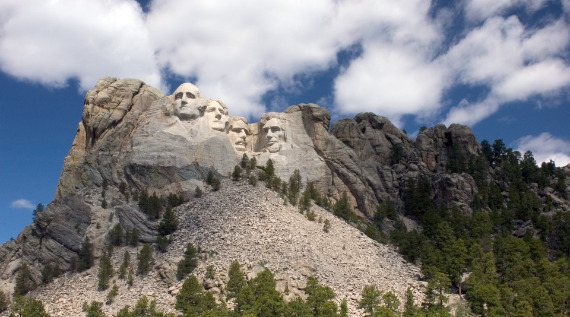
[14,263,35,297]
[333,192,353,222]
[84,301,106,317]
[0,290,8,313]
[175,275,217,316]
[403,288,419,317]
[194,186,203,198]
[77,237,94,272]
[176,242,198,280]
[137,244,154,276]
[232,165,242,181]
[10,296,51,317]
[358,284,382,316]
[158,206,178,236]
[240,153,249,169]
[227,260,246,299]
[98,253,113,291]
[305,276,337,316]
[109,224,124,246]
[119,251,130,279]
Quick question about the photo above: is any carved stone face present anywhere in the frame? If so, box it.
[203,100,229,131]
[172,83,203,120]
[228,117,248,151]
[263,117,286,153]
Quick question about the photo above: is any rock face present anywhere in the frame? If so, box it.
[0,77,512,299]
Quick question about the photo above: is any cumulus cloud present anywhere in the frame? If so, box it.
[10,199,35,210]
[442,15,570,126]
[147,0,442,119]
[464,0,550,22]
[0,0,162,91]
[334,43,445,126]
[513,132,570,166]
[0,0,568,127]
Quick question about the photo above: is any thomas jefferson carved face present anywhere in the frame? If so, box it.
[263,118,286,153]
[172,83,203,120]
[228,117,248,151]
[203,100,229,132]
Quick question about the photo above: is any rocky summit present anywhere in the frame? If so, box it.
[1,77,569,316]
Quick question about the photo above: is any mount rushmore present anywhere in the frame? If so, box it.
[1,76,485,295]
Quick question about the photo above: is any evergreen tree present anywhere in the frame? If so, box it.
[128,228,139,247]
[177,242,198,280]
[206,170,215,185]
[116,296,176,317]
[41,263,61,284]
[232,165,242,181]
[119,251,130,279]
[226,260,246,299]
[194,186,203,198]
[211,176,221,191]
[106,284,119,305]
[77,237,94,272]
[32,203,44,221]
[358,284,382,316]
[98,253,113,291]
[13,263,35,297]
[109,224,124,246]
[403,288,419,317]
[158,206,178,236]
[84,301,106,317]
[333,192,354,222]
[288,169,302,205]
[235,268,286,316]
[0,290,8,313]
[10,296,51,317]
[240,153,249,169]
[305,276,338,316]
[175,275,217,316]
[137,244,154,276]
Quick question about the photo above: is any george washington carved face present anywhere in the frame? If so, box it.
[172,83,203,120]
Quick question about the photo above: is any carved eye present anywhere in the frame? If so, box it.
[175,92,183,100]
[186,92,195,99]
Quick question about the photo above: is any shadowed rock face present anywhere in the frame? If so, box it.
[0,78,493,292]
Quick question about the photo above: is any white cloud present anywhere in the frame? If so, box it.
[513,132,570,166]
[0,0,162,91]
[465,0,549,22]
[10,199,35,210]
[0,0,568,129]
[334,43,446,126]
[441,15,570,126]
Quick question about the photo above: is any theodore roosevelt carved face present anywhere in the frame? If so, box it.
[172,83,203,120]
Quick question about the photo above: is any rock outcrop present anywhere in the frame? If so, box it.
[3,76,566,312]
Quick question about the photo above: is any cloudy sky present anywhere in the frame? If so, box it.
[1,0,569,243]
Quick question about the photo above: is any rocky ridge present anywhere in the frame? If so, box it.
[19,180,423,317]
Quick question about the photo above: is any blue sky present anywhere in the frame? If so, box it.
[1,0,570,243]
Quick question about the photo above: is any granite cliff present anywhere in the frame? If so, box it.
[1,77,568,315]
